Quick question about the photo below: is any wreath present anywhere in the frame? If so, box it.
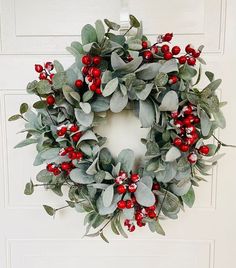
[9,15,232,242]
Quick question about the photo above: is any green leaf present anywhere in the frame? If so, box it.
[116,217,128,238]
[201,79,222,97]
[111,52,142,73]
[62,85,75,105]
[170,180,191,196]
[179,64,197,81]
[70,92,81,103]
[212,109,226,129]
[136,63,161,80]
[139,99,155,127]
[205,71,214,82]
[155,221,165,235]
[154,72,168,87]
[95,20,105,43]
[118,149,135,173]
[8,114,22,121]
[127,39,142,50]
[111,219,120,235]
[136,83,153,100]
[78,130,98,144]
[20,103,28,114]
[159,59,178,73]
[53,60,64,72]
[80,102,91,114]
[134,181,155,207]
[81,24,97,45]
[52,72,67,89]
[102,184,114,207]
[40,148,60,160]
[74,108,94,127]
[37,80,52,94]
[14,138,37,148]
[106,33,125,45]
[36,169,53,183]
[70,167,95,184]
[104,19,120,31]
[199,109,212,136]
[91,96,110,112]
[102,77,119,97]
[110,90,128,113]
[100,232,109,243]
[83,90,94,102]
[165,146,181,162]
[159,91,179,112]
[43,205,55,216]
[24,180,34,195]
[182,186,195,208]
[33,100,47,109]
[129,14,140,28]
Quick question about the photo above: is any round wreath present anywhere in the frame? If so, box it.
[10,15,231,242]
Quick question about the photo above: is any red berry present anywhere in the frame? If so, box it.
[137,220,145,227]
[161,44,169,53]
[163,33,173,42]
[127,55,133,62]
[143,50,153,61]
[187,153,198,164]
[185,44,194,54]
[191,132,199,142]
[53,168,61,176]
[131,196,137,204]
[128,183,137,193]
[182,117,192,127]
[194,117,200,124]
[142,41,148,49]
[76,151,83,160]
[187,57,196,66]
[128,225,135,232]
[72,133,81,142]
[171,111,179,119]
[119,171,128,178]
[124,219,131,226]
[82,66,89,75]
[93,55,101,65]
[45,62,54,71]
[47,163,55,172]
[152,182,160,191]
[75,79,83,88]
[169,75,178,84]
[148,210,157,219]
[92,68,101,77]
[49,74,55,80]
[68,151,77,160]
[46,95,55,105]
[39,72,47,80]
[198,145,209,155]
[173,137,182,147]
[65,146,74,152]
[95,88,102,94]
[35,64,43,73]
[90,83,97,92]
[131,173,140,183]
[174,120,184,128]
[172,46,181,55]
[192,50,201,58]
[135,212,144,221]
[184,136,196,146]
[182,105,193,115]
[70,124,79,132]
[82,54,92,65]
[164,52,173,60]
[178,56,187,64]
[179,144,189,152]
[94,77,101,87]
[59,148,67,156]
[148,205,156,211]
[151,45,158,54]
[126,199,134,209]
[117,184,127,194]
[57,127,67,136]
[61,162,71,171]
[117,200,126,209]
[185,125,196,134]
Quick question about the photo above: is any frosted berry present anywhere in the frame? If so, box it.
[35,64,43,73]
[117,200,126,209]
[46,95,55,105]
[151,45,158,54]
[126,199,134,209]
[82,66,89,75]
[164,52,173,60]
[182,105,193,115]
[172,46,181,55]
[178,56,187,64]
[124,219,131,227]
[185,125,196,134]
[142,41,148,49]
[162,33,173,42]
[198,145,209,155]
[131,173,140,183]
[171,111,179,119]
[182,117,192,127]
[53,168,61,176]
[187,153,198,164]
[128,225,135,232]
[93,55,101,65]
[45,62,54,71]
[148,210,157,219]
[135,212,144,221]
[128,183,137,193]
[39,72,47,80]
[192,50,201,58]
[174,120,184,128]
[117,184,127,194]
[75,79,83,88]
[185,44,194,54]
[173,137,182,147]
[76,151,83,160]
[187,57,196,66]
[47,163,55,172]
[161,44,169,53]
[143,50,153,61]
[82,55,92,65]
[169,75,178,84]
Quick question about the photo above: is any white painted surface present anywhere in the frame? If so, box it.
[0,0,235,267]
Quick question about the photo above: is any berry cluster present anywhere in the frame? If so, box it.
[77,54,102,94]
[115,171,160,232]
[171,104,209,164]
[59,146,84,161]
[35,62,55,83]
[56,124,82,143]
[138,32,201,66]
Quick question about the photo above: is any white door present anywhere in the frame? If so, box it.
[0,0,235,267]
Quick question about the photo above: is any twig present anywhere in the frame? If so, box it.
[212,134,236,148]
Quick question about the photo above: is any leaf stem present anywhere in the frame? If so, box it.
[123,26,132,36]
[212,134,236,148]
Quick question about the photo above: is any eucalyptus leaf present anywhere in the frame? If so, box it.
[159,91,179,112]
[102,77,119,97]
[139,99,155,127]
[134,181,155,207]
[102,184,114,207]
[110,90,128,113]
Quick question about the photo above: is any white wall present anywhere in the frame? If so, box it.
[0,0,236,267]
